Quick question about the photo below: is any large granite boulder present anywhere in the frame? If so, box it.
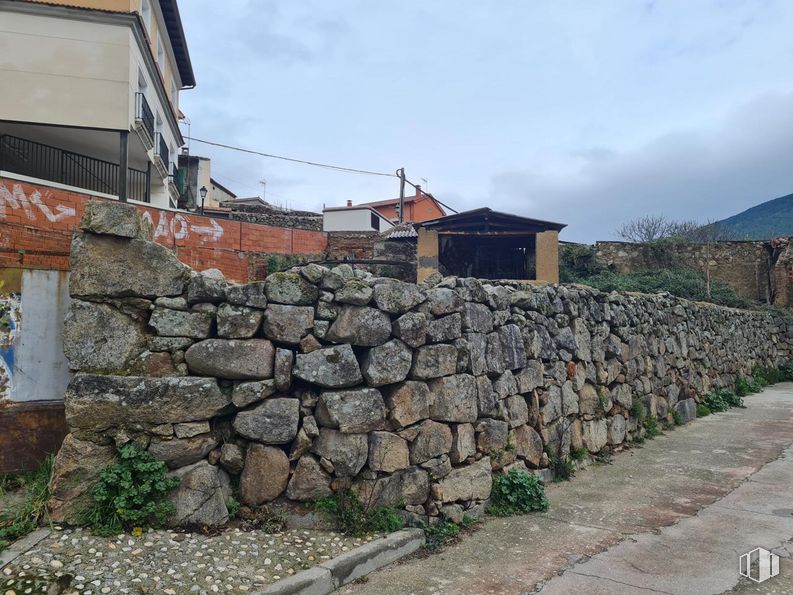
[149,308,213,339]
[361,339,413,386]
[372,280,425,314]
[326,305,391,346]
[187,269,227,304]
[216,304,263,338]
[385,381,431,428]
[185,339,275,379]
[285,455,333,501]
[148,435,217,469]
[70,234,189,299]
[437,457,492,502]
[335,280,373,305]
[80,200,151,239]
[428,374,478,423]
[292,345,363,388]
[423,288,464,315]
[368,432,410,473]
[233,398,300,444]
[168,461,231,527]
[240,444,290,505]
[461,302,494,334]
[358,466,429,507]
[64,374,231,429]
[261,304,314,344]
[499,324,527,370]
[63,300,146,373]
[311,429,368,477]
[48,434,117,524]
[264,272,318,305]
[231,380,277,408]
[392,312,428,348]
[316,388,386,433]
[409,420,452,464]
[226,281,268,309]
[411,344,458,379]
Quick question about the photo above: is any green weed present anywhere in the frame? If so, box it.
[487,469,549,516]
[313,490,404,537]
[80,446,179,536]
[0,455,54,553]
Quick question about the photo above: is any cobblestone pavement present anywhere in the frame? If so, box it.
[2,526,373,594]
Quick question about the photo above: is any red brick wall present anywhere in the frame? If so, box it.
[0,177,328,282]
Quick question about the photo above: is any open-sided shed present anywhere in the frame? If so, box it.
[416,208,566,282]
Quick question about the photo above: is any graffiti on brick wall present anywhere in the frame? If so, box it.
[0,181,224,243]
[140,211,224,242]
[0,182,76,222]
[0,286,21,401]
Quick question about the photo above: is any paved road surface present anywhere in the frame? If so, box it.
[344,384,793,595]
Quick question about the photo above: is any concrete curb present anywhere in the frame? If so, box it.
[0,528,51,570]
[258,528,425,595]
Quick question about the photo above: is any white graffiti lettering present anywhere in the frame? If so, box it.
[0,183,75,222]
[190,218,224,241]
[172,214,189,240]
[0,182,224,242]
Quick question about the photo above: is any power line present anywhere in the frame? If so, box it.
[186,136,397,178]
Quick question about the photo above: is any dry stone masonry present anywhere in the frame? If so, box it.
[50,201,793,528]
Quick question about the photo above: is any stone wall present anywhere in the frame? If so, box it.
[50,201,793,527]
[594,240,775,304]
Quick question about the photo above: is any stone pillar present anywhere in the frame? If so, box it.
[416,227,439,283]
[535,230,560,283]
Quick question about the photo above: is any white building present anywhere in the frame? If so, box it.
[323,200,395,232]
[0,0,195,209]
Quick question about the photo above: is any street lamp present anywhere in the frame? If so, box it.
[199,185,207,214]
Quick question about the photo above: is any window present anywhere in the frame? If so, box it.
[170,80,178,108]
[140,0,151,31]
[156,36,165,73]
[137,68,147,93]
[371,213,380,231]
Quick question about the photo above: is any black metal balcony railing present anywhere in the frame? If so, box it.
[0,135,149,203]
[155,132,170,174]
[135,92,155,141]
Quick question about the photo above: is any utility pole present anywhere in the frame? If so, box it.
[396,167,406,224]
[259,178,266,201]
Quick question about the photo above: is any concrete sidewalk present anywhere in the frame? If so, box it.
[343,384,793,595]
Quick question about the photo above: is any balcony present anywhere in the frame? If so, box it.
[134,93,155,149]
[0,134,149,202]
[154,132,170,179]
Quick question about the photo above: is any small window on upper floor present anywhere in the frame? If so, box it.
[371,213,380,231]
[156,35,165,73]
[140,0,151,32]
[137,67,147,93]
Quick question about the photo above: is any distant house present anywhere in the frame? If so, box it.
[176,153,236,210]
[323,202,396,232]
[323,189,447,231]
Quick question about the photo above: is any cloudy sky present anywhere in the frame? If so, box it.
[178,1,793,242]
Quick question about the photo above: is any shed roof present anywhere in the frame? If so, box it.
[419,207,566,233]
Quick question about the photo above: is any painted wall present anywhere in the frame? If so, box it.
[536,231,560,283]
[0,11,132,130]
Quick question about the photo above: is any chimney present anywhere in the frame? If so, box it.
[347,199,353,207]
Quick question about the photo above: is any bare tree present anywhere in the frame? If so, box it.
[616,215,675,242]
